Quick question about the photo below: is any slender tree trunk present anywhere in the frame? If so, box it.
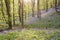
[13,0,15,26]
[55,0,57,12]
[18,0,22,23]
[50,2,52,8]
[53,0,55,8]
[21,0,24,28]
[5,0,12,29]
[46,0,48,12]
[25,11,26,21]
[31,0,35,17]
[58,0,60,6]
[37,0,41,18]
[28,4,29,17]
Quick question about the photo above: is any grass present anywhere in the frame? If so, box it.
[25,12,60,28]
[0,30,60,40]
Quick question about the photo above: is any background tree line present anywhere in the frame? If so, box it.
[0,0,60,30]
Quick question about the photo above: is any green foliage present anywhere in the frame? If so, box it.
[0,32,19,40]
[0,30,60,40]
[25,13,60,28]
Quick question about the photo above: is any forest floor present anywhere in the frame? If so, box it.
[0,7,60,34]
[0,29,60,40]
[27,6,60,24]
[25,8,56,24]
[0,28,60,34]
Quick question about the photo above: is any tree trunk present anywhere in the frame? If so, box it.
[55,0,57,12]
[46,0,48,12]
[37,0,41,18]
[21,0,24,28]
[13,0,15,26]
[1,0,7,24]
[50,2,52,8]
[18,0,22,23]
[5,0,12,29]
[58,0,60,6]
[31,0,35,17]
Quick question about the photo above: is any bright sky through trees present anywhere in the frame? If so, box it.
[24,0,37,3]
[24,0,31,2]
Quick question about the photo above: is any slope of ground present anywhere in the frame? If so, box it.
[25,8,56,24]
[25,12,60,28]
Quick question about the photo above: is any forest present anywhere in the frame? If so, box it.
[0,0,60,40]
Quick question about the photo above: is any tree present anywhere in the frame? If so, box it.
[13,0,15,26]
[58,0,60,6]
[28,3,29,17]
[50,1,53,8]
[5,0,12,29]
[19,0,24,28]
[55,0,57,12]
[46,0,48,12]
[31,0,35,17]
[18,0,22,23]
[37,0,41,18]
[1,0,7,23]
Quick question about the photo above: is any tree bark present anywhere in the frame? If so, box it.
[5,0,12,29]
[37,0,41,18]
[18,0,22,23]
[46,0,48,12]
[55,0,57,12]
[31,0,35,17]
[20,0,24,28]
[1,0,7,23]
[13,0,15,26]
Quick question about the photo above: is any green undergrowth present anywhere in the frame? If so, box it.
[25,12,60,28]
[0,30,60,40]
